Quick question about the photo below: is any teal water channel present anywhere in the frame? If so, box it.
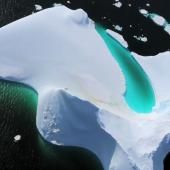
[96,24,155,113]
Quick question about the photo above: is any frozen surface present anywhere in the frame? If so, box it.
[0,5,170,170]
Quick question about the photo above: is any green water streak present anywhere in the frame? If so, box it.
[95,24,155,113]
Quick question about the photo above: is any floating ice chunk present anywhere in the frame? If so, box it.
[139,9,166,27]
[140,36,148,42]
[149,14,166,26]
[51,140,63,145]
[112,24,123,31]
[35,4,43,11]
[164,24,170,35]
[53,3,62,7]
[139,9,149,16]
[133,35,148,42]
[66,1,71,4]
[146,3,151,7]
[139,9,169,34]
[113,2,122,8]
[14,135,21,142]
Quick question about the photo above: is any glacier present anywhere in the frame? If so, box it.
[0,5,170,170]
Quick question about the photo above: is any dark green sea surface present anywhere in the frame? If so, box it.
[0,80,103,170]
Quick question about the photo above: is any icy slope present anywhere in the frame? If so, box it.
[0,5,170,170]
[39,89,135,170]
[0,5,125,114]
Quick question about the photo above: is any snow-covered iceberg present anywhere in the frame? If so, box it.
[0,5,170,170]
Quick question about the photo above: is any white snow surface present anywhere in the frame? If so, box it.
[0,5,170,170]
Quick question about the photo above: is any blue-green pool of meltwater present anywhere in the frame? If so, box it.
[95,24,155,113]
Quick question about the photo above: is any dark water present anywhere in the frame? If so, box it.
[0,80,104,170]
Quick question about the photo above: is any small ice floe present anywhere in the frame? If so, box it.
[14,135,21,142]
[139,9,149,16]
[139,10,167,27]
[133,35,148,42]
[112,24,123,32]
[53,3,62,7]
[51,140,63,145]
[146,3,150,7]
[113,1,122,8]
[164,24,170,35]
[140,37,148,42]
[66,1,71,4]
[149,14,166,26]
[35,4,43,11]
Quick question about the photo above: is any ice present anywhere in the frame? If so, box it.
[113,2,122,8]
[38,89,135,170]
[164,24,170,35]
[149,14,166,26]
[0,5,170,170]
[139,10,169,34]
[14,135,21,142]
[66,1,71,4]
[112,24,123,32]
[132,51,170,104]
[139,9,148,16]
[133,35,148,42]
[35,4,43,11]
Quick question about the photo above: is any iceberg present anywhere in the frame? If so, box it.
[139,9,170,35]
[0,5,170,170]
